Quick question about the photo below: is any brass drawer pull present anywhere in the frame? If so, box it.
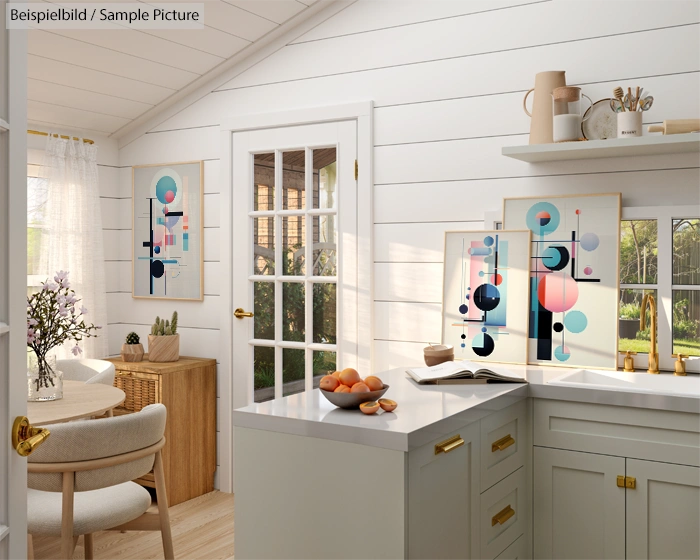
[617,475,636,489]
[492,434,515,452]
[434,435,465,455]
[491,505,515,526]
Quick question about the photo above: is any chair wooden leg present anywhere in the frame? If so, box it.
[106,409,113,417]
[84,534,94,559]
[154,450,175,560]
[27,533,34,560]
[61,472,75,560]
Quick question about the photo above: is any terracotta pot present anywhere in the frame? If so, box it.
[121,343,144,362]
[148,334,180,362]
[523,70,567,144]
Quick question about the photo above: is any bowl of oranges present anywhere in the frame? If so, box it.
[319,368,389,409]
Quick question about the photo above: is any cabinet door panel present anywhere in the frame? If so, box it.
[534,447,625,560]
[627,459,700,560]
[408,422,480,559]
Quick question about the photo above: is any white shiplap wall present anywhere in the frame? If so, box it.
[113,0,700,486]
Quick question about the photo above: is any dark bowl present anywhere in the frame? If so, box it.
[320,384,390,409]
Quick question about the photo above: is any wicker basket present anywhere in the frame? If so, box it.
[114,373,158,413]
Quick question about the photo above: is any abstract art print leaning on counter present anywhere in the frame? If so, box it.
[132,161,203,300]
[503,193,621,369]
[442,230,531,364]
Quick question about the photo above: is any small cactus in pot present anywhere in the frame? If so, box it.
[121,331,144,362]
[148,311,180,362]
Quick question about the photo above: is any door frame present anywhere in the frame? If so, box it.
[219,102,373,493]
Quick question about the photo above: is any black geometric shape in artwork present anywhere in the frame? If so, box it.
[543,245,570,272]
[165,211,184,217]
[473,333,495,357]
[553,322,564,333]
[536,304,553,360]
[473,284,500,312]
[461,334,467,340]
[151,259,165,279]
[143,242,152,248]
[459,303,468,314]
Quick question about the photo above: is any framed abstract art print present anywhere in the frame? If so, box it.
[503,193,621,369]
[442,230,531,364]
[132,161,203,301]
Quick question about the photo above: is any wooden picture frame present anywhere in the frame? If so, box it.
[132,161,204,301]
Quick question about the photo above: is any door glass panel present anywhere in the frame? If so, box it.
[673,218,700,285]
[253,217,274,275]
[282,282,305,342]
[313,350,336,384]
[672,290,700,357]
[282,216,305,275]
[253,346,275,403]
[313,147,337,210]
[620,220,658,284]
[619,288,657,354]
[312,215,337,276]
[282,150,305,210]
[282,348,305,397]
[254,281,274,340]
[313,283,336,344]
[253,153,275,211]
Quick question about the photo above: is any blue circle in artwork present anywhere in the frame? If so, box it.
[478,271,485,277]
[459,304,468,314]
[472,333,495,357]
[465,295,470,300]
[564,310,588,333]
[473,283,501,312]
[154,246,161,254]
[484,236,494,247]
[580,232,600,252]
[461,343,466,348]
[525,201,560,235]
[481,327,487,332]
[156,175,177,205]
[554,345,571,362]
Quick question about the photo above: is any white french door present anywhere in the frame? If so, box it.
[0,8,28,559]
[232,121,357,408]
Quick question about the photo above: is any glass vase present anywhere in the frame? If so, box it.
[27,353,63,401]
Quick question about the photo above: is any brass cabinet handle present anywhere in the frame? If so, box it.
[234,308,254,319]
[492,434,515,452]
[434,435,465,455]
[12,416,50,457]
[491,505,515,526]
[617,475,636,489]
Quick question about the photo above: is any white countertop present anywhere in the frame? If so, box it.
[233,365,700,452]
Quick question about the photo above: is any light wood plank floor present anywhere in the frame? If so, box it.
[32,491,234,559]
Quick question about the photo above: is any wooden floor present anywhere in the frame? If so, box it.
[33,490,234,560]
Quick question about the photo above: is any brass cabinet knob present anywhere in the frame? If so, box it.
[234,308,254,319]
[12,416,50,457]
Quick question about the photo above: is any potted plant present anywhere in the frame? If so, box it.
[26,270,100,401]
[148,312,180,362]
[121,331,144,362]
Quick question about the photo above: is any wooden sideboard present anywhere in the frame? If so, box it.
[105,356,217,506]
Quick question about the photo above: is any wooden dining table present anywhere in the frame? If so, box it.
[28,380,126,425]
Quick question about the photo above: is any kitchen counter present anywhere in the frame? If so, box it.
[233,365,700,451]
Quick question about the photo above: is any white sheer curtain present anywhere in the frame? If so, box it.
[40,135,109,359]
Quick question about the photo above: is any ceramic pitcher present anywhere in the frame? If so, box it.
[523,71,567,144]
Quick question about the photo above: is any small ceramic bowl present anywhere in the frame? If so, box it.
[423,344,454,367]
[320,385,389,409]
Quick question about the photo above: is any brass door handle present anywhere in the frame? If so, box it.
[492,434,515,452]
[234,308,254,319]
[491,505,515,526]
[12,416,50,457]
[434,435,464,455]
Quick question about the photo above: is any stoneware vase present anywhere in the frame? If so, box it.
[148,334,180,362]
[121,343,145,362]
[523,70,567,144]
[27,352,63,401]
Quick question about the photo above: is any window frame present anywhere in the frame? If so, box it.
[621,205,700,373]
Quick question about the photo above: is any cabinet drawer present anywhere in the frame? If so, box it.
[480,466,527,560]
[534,399,700,466]
[481,400,527,491]
[495,534,528,560]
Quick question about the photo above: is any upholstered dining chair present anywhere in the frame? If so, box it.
[57,358,115,386]
[26,403,174,560]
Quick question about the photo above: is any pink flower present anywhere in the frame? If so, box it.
[54,270,69,282]
[62,280,71,289]
[27,329,36,344]
[58,305,69,317]
[56,294,66,305]
[80,306,88,315]
[28,318,38,326]
[66,295,77,304]
[71,344,82,356]
[46,283,58,292]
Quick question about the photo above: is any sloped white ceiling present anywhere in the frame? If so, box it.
[28,0,318,136]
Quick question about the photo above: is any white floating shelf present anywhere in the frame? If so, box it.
[502,133,700,163]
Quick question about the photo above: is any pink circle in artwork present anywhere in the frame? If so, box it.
[491,273,503,286]
[162,206,168,214]
[575,209,581,214]
[537,272,578,313]
[584,266,593,276]
[165,190,176,203]
[153,224,167,247]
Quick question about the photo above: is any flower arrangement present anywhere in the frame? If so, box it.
[26,270,100,390]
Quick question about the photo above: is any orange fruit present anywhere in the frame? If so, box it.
[360,401,380,415]
[331,371,342,380]
[340,368,361,387]
[334,384,350,393]
[364,376,383,391]
[320,375,340,392]
[378,398,397,412]
[350,382,370,393]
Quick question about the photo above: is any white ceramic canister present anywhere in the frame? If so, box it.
[617,112,643,138]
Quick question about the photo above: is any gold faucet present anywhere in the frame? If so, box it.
[640,294,659,374]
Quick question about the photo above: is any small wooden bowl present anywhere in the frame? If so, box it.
[423,344,454,367]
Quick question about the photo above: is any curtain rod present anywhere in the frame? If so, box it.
[27,129,95,145]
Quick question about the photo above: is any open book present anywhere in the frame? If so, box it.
[406,360,527,385]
